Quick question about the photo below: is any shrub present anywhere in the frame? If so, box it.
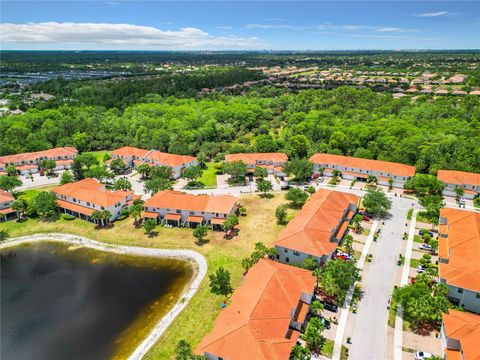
[62,214,76,220]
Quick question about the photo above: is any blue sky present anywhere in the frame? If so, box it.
[1,1,479,50]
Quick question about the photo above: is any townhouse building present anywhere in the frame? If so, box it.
[224,152,288,177]
[441,310,480,360]
[142,190,237,229]
[0,190,15,221]
[274,189,358,267]
[110,146,197,179]
[0,147,78,175]
[52,178,137,223]
[195,259,316,360]
[438,208,480,313]
[309,153,416,188]
[437,170,480,200]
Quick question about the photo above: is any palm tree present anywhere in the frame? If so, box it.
[129,203,143,227]
[91,210,102,226]
[11,198,28,220]
[291,344,311,360]
[312,267,322,289]
[310,300,324,316]
[101,210,112,227]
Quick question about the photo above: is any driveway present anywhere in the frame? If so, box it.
[349,197,413,360]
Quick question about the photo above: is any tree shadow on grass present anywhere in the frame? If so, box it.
[195,238,210,246]
[259,193,274,199]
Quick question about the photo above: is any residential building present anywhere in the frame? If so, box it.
[274,189,358,266]
[438,209,480,313]
[224,152,288,177]
[195,259,316,360]
[110,146,197,179]
[309,153,416,188]
[437,170,480,200]
[0,190,15,221]
[142,190,237,229]
[0,147,78,175]
[52,178,137,223]
[441,310,480,360]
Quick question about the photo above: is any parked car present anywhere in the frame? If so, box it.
[317,177,325,183]
[414,351,432,360]
[419,244,432,251]
[318,316,331,329]
[418,230,434,237]
[416,265,426,273]
[335,252,354,261]
[280,184,290,190]
[459,197,466,205]
[363,214,371,221]
[321,301,338,313]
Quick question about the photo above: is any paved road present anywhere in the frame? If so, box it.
[350,197,413,360]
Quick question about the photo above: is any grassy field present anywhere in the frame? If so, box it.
[84,150,110,164]
[16,185,58,201]
[320,339,349,359]
[198,162,219,188]
[0,192,294,359]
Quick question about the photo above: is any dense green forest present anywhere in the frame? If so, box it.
[1,86,479,174]
[29,67,263,109]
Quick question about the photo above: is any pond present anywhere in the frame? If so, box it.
[1,242,194,360]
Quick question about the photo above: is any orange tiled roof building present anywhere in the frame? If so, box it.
[438,208,480,313]
[195,259,316,360]
[309,153,416,188]
[224,153,288,177]
[274,189,358,266]
[52,178,137,223]
[0,147,78,175]
[0,190,15,221]
[142,190,237,229]
[441,310,480,360]
[437,170,480,200]
[110,146,197,179]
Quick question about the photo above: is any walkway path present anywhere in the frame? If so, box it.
[394,209,418,360]
[0,233,208,360]
[349,197,412,360]
[332,219,379,360]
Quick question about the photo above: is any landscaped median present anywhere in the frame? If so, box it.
[0,193,290,359]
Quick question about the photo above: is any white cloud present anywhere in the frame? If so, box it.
[246,23,294,30]
[216,26,234,30]
[375,27,417,33]
[352,34,435,41]
[415,11,449,17]
[0,22,263,49]
[103,1,120,5]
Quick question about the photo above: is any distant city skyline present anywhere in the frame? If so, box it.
[1,1,479,50]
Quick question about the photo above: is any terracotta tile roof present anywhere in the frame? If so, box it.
[0,190,15,203]
[0,207,15,215]
[187,215,204,223]
[144,150,196,167]
[439,208,480,292]
[445,348,462,360]
[143,211,159,219]
[195,259,316,360]
[165,213,181,221]
[225,153,288,165]
[16,164,38,171]
[442,310,480,360]
[274,189,358,258]
[0,147,78,165]
[56,199,94,216]
[144,190,236,215]
[310,153,416,177]
[437,170,480,187]
[52,178,134,208]
[211,218,226,225]
[112,146,196,167]
[55,159,73,166]
[112,146,150,158]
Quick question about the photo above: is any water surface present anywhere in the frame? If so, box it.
[1,242,193,360]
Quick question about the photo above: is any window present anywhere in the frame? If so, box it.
[284,248,288,253]
[276,254,279,260]
[176,210,181,214]
[476,293,480,299]
[87,202,90,206]
[458,288,464,294]
[293,251,300,256]
[190,211,194,215]
[286,257,290,263]
[101,206,105,210]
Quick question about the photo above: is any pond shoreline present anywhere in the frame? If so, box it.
[0,233,208,360]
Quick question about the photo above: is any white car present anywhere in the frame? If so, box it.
[414,351,432,360]
[416,265,426,273]
[419,244,432,251]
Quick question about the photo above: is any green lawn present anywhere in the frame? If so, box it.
[83,150,110,164]
[413,234,423,243]
[16,185,58,201]
[0,193,292,360]
[198,162,219,188]
[407,208,413,220]
[320,339,349,359]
